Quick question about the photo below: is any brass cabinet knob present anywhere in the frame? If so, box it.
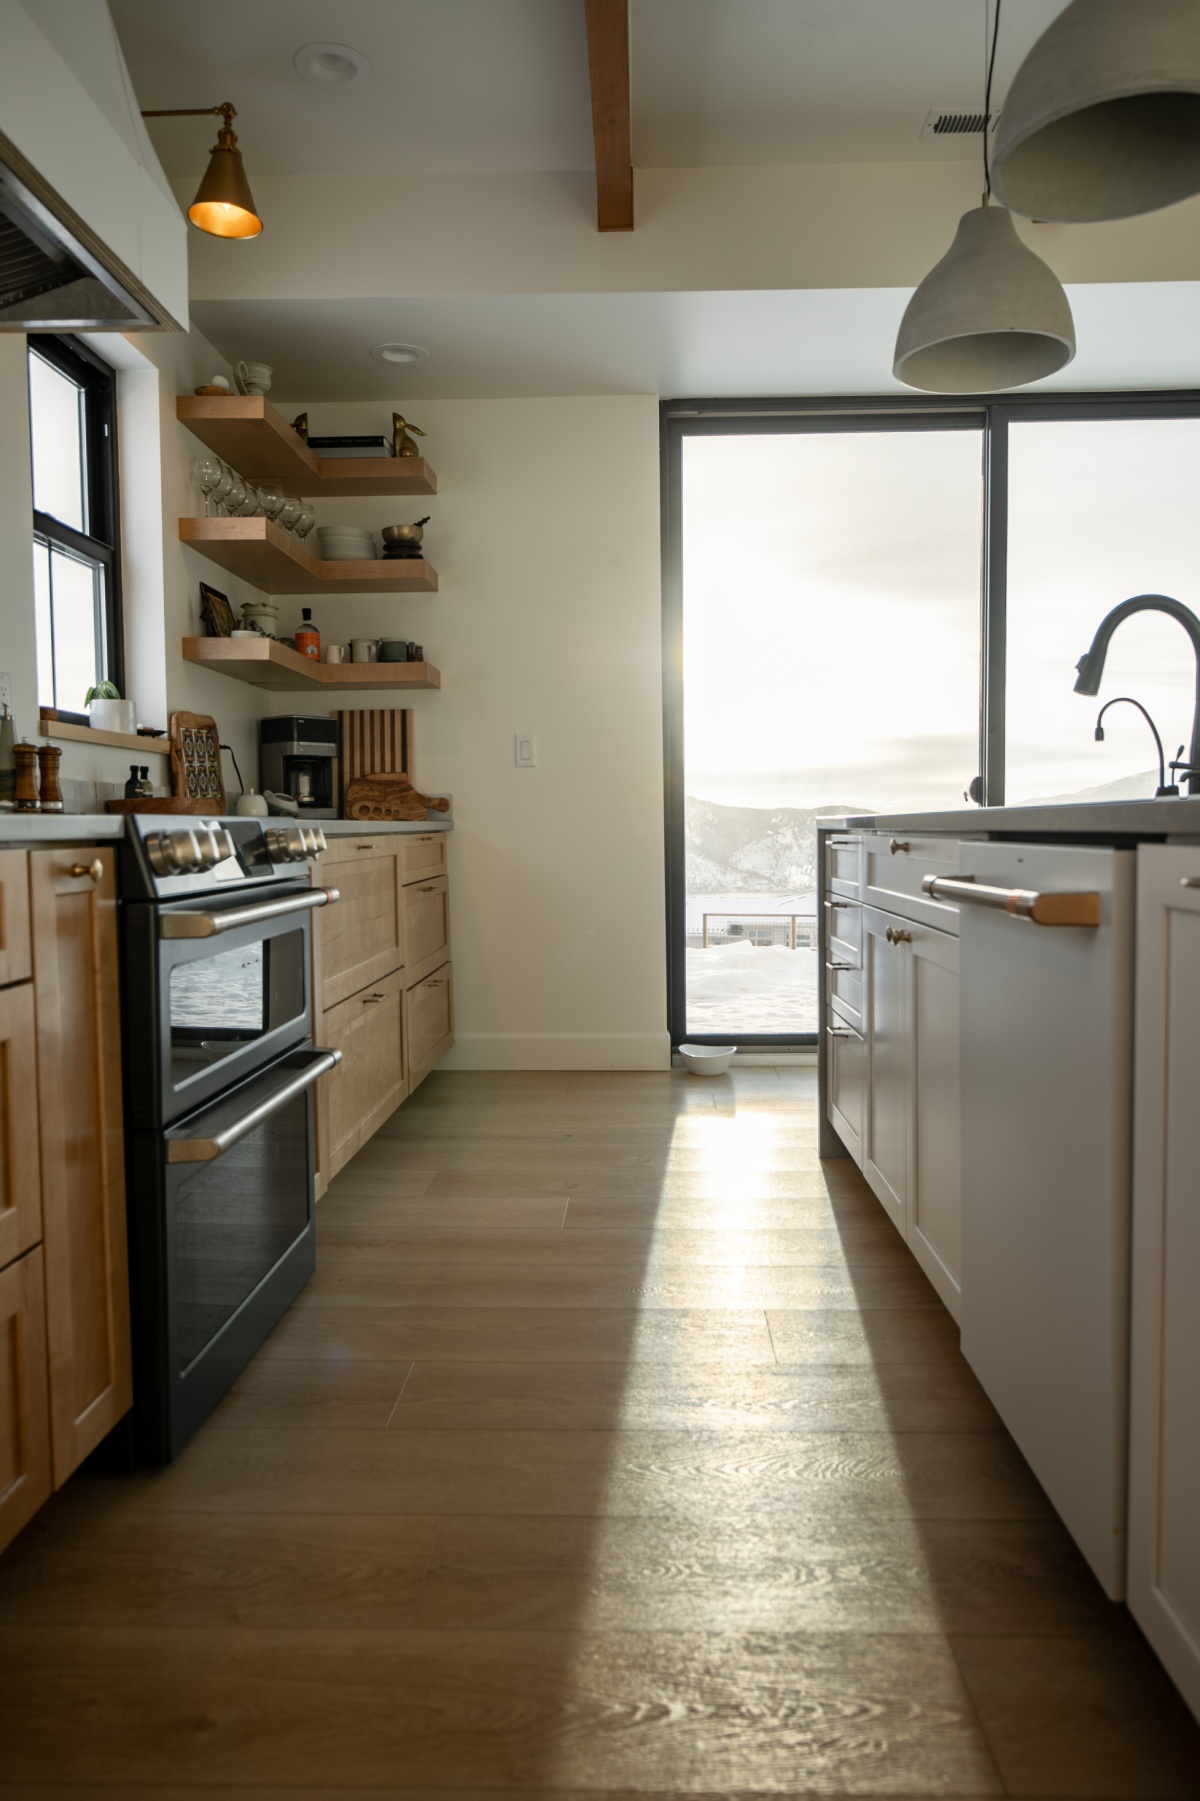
[889,838,911,855]
[885,925,913,944]
[68,859,104,884]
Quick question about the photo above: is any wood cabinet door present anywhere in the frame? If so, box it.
[0,1247,52,1554]
[405,962,453,1094]
[862,908,908,1236]
[403,875,451,988]
[0,850,31,987]
[908,926,961,1322]
[317,839,404,1010]
[1128,846,1200,1718]
[0,980,42,1271]
[29,849,132,1486]
[320,969,407,1181]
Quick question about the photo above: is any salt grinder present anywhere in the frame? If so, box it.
[12,741,40,811]
[37,743,64,812]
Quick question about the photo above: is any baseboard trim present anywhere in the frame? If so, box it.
[439,1033,672,1071]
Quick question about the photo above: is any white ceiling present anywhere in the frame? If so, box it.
[190,285,1200,403]
[110,0,1072,177]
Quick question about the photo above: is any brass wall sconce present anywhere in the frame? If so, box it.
[140,102,263,240]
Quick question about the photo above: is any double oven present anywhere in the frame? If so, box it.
[119,816,340,1462]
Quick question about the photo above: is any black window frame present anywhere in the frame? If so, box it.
[28,332,124,711]
[662,388,1200,1048]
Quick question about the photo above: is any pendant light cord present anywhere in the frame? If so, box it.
[983,0,1003,201]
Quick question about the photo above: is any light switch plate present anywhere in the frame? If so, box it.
[514,731,537,768]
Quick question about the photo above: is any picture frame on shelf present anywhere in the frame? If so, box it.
[199,581,236,637]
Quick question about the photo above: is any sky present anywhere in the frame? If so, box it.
[682,419,1200,815]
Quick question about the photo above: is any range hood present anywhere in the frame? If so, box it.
[0,133,164,330]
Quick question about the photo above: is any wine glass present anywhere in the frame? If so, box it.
[190,455,224,517]
[237,482,261,516]
[223,472,247,516]
[257,482,284,525]
[294,502,315,545]
[278,495,302,535]
[210,461,234,515]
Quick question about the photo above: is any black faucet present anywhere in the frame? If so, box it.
[1093,697,1177,796]
[1074,594,1200,796]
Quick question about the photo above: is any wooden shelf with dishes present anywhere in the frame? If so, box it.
[182,637,441,693]
[176,397,438,497]
[179,517,438,595]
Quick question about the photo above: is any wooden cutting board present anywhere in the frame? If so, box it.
[105,797,217,815]
[169,711,225,807]
[336,709,413,811]
[344,775,449,822]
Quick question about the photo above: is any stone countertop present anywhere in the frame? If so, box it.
[821,797,1200,839]
[319,817,452,836]
[0,812,125,843]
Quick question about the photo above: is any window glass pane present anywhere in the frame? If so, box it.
[1006,419,1200,805]
[48,546,102,712]
[32,540,54,711]
[29,351,86,531]
[682,429,983,1036]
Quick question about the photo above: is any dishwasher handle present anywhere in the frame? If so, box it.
[166,1048,341,1163]
[161,886,340,939]
[922,874,1101,927]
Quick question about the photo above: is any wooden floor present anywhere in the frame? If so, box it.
[1,1067,1198,1798]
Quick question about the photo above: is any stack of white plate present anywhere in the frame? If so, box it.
[317,525,378,561]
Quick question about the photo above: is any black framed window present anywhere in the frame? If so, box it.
[663,390,1200,1046]
[28,334,122,713]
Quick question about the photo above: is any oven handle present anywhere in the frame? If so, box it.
[160,887,340,939]
[166,1048,342,1163]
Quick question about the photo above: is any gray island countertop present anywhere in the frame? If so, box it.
[0,813,453,847]
[822,797,1200,840]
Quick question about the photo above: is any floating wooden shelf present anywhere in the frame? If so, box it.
[179,517,438,595]
[183,637,442,693]
[177,396,438,496]
[39,718,171,758]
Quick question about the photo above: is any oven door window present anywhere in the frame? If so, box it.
[168,929,306,1091]
[173,1091,310,1371]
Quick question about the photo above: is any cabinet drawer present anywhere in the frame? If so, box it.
[0,981,42,1270]
[406,962,453,1092]
[828,963,863,1031]
[402,832,447,884]
[320,968,407,1181]
[826,834,863,900]
[0,1247,52,1555]
[826,1010,866,1166]
[404,875,451,988]
[864,832,965,933]
[0,849,30,987]
[317,839,404,1010]
[826,898,861,968]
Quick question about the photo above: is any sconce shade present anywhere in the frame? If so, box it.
[893,204,1075,393]
[187,118,262,239]
[991,0,1200,222]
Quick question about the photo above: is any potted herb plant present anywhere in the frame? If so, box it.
[86,682,136,736]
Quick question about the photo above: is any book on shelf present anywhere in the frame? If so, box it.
[307,435,395,459]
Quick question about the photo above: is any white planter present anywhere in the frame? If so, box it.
[90,699,136,735]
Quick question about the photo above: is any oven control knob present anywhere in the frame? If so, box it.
[190,822,235,870]
[209,824,236,864]
[264,825,309,864]
[147,828,205,876]
[300,826,327,856]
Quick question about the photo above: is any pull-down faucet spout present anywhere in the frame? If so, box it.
[1074,594,1200,796]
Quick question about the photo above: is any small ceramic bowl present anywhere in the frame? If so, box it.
[679,1044,736,1076]
[382,523,424,544]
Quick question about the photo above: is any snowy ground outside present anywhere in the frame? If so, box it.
[685,893,818,1036]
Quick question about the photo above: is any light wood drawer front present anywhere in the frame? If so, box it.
[403,833,447,883]
[320,969,407,1181]
[0,1247,52,1554]
[319,844,404,1010]
[864,832,963,933]
[404,876,450,988]
[0,981,42,1271]
[407,962,453,1091]
[0,850,30,988]
[826,899,861,968]
[826,835,863,900]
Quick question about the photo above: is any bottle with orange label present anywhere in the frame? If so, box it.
[295,607,321,660]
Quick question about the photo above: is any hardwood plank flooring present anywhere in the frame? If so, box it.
[0,1067,1197,1796]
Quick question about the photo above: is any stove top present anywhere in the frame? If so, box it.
[118,814,328,903]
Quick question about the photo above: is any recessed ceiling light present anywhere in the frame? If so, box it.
[293,43,372,89]
[370,343,429,364]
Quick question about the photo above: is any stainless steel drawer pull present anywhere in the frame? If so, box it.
[923,874,1101,927]
[827,1025,863,1041]
[362,992,386,1003]
[419,884,439,893]
[827,961,856,971]
[167,1049,342,1163]
[889,838,910,855]
[161,886,339,939]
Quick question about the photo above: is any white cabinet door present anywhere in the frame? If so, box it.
[1128,846,1200,1721]
[827,1014,866,1164]
[863,906,909,1236]
[909,927,961,1320]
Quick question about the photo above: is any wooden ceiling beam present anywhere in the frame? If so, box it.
[584,0,633,231]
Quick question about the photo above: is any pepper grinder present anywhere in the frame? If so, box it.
[12,742,40,811]
[36,743,63,812]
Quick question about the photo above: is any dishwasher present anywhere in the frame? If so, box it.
[925,842,1136,1599]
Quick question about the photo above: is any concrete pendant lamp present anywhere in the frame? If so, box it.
[991,0,1200,222]
[893,202,1075,392]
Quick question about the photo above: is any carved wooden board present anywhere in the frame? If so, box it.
[169,712,224,806]
[344,775,449,822]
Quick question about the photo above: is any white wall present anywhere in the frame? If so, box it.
[275,396,669,1071]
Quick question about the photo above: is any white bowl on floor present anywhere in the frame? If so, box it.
[679,1043,736,1076]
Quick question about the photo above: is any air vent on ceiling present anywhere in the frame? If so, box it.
[920,107,1001,140]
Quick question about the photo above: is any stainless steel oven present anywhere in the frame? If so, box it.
[118,816,341,1462]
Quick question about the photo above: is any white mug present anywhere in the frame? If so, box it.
[325,643,346,665]
[350,639,379,663]
[235,360,272,397]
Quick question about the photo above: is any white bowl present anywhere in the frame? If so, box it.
[679,1043,736,1076]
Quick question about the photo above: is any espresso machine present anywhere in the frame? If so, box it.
[259,716,338,818]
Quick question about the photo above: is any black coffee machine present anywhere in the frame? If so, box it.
[259,716,338,818]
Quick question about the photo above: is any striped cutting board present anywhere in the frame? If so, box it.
[336,709,413,811]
